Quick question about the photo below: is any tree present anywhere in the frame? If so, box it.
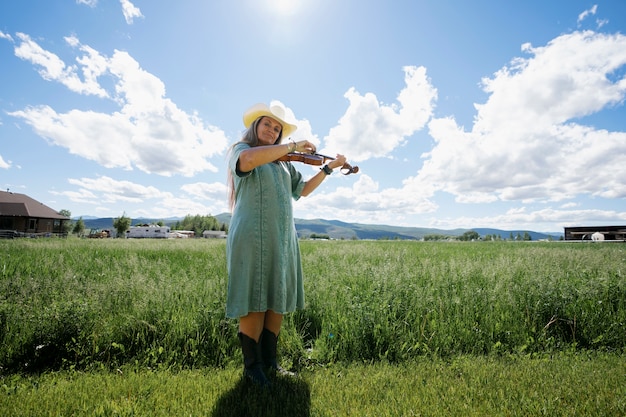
[59,209,73,234]
[459,230,480,241]
[73,217,85,237]
[113,213,132,238]
[174,214,222,237]
[424,234,451,241]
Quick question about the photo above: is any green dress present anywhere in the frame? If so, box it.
[226,142,306,319]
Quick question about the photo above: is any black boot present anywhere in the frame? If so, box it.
[238,332,270,387]
[261,328,296,377]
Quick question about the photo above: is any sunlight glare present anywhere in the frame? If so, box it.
[266,0,301,18]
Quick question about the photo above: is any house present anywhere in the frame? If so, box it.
[0,190,70,237]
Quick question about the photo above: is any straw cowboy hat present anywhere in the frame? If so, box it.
[243,103,298,139]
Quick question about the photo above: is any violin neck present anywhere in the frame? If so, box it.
[315,153,335,161]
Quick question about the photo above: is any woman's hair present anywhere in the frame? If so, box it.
[240,116,284,146]
[227,117,284,210]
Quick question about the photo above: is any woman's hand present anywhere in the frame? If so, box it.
[292,140,316,154]
[326,154,347,170]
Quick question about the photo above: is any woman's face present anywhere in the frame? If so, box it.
[256,116,283,146]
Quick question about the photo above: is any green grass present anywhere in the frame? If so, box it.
[1,239,625,415]
[1,354,624,416]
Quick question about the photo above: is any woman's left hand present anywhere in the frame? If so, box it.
[326,154,347,170]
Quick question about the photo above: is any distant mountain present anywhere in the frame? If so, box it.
[76,213,562,241]
[472,228,560,241]
[291,219,561,241]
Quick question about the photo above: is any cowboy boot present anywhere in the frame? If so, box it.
[238,332,270,387]
[261,328,296,377]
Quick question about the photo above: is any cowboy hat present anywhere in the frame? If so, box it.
[243,103,298,139]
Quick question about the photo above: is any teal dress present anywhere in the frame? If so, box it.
[226,142,306,319]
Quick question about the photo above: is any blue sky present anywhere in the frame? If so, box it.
[1,0,625,232]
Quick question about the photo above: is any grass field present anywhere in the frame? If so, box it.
[1,239,625,416]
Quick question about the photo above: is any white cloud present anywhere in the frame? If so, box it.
[76,0,142,25]
[323,66,437,161]
[181,182,229,201]
[64,176,171,204]
[428,207,626,231]
[76,0,98,7]
[299,30,626,223]
[295,173,438,225]
[13,33,108,97]
[7,35,228,177]
[53,176,230,219]
[577,5,597,26]
[0,154,11,169]
[0,30,13,42]
[410,30,626,204]
[281,101,322,149]
[120,0,143,24]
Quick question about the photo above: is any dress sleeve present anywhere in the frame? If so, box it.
[286,162,306,200]
[229,142,252,178]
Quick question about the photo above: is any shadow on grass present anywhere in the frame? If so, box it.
[211,374,311,417]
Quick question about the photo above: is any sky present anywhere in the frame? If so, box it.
[1,0,625,233]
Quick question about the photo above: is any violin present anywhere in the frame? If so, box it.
[277,152,359,175]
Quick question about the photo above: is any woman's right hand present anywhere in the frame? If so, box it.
[292,140,316,154]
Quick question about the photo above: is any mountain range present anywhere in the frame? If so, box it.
[76,214,563,241]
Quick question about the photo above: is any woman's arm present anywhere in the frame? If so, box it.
[238,140,316,173]
[300,154,347,197]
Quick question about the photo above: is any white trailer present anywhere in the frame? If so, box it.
[126,225,171,239]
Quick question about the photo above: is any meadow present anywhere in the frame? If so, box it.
[1,239,625,416]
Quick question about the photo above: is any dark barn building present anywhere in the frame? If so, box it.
[563,225,626,241]
[0,190,70,237]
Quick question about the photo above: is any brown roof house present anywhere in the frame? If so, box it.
[0,190,70,237]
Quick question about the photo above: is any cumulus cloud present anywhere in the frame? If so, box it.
[12,33,108,97]
[303,30,626,227]
[411,30,626,204]
[53,176,229,218]
[323,66,437,161]
[6,34,228,177]
[428,207,626,231]
[64,176,171,204]
[181,182,229,201]
[295,173,438,225]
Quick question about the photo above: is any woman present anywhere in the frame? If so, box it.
[226,102,347,386]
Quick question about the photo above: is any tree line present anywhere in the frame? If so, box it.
[59,210,227,238]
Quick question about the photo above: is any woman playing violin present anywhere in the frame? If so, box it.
[226,102,347,387]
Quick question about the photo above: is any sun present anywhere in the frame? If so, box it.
[265,0,302,18]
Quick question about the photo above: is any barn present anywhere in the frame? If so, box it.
[563,226,626,241]
[0,190,70,238]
